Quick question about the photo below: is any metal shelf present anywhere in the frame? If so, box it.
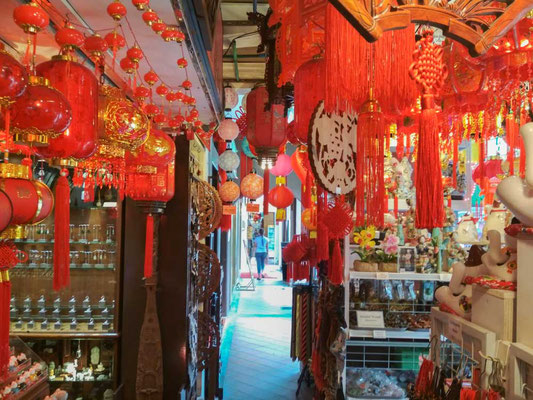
[349,271,452,281]
[349,329,429,340]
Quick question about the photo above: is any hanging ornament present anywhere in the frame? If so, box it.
[0,49,27,107]
[0,190,12,233]
[107,0,127,21]
[219,181,240,203]
[409,30,447,229]
[155,84,168,96]
[144,103,160,117]
[224,86,238,111]
[175,30,185,43]
[189,109,199,121]
[218,119,239,141]
[142,9,159,26]
[177,57,188,68]
[218,150,240,172]
[144,70,159,87]
[270,153,293,177]
[152,20,167,35]
[323,198,353,285]
[127,45,144,63]
[84,34,109,66]
[241,172,263,200]
[55,24,84,52]
[134,85,151,103]
[104,31,126,67]
[120,57,138,74]
[291,146,310,182]
[182,79,193,90]
[153,113,168,127]
[132,0,150,10]
[161,27,179,42]
[13,2,49,34]
[269,185,294,209]
[10,76,72,147]
[301,207,317,231]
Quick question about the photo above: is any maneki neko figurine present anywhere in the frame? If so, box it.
[497,123,533,227]
[482,200,511,242]
[456,213,479,243]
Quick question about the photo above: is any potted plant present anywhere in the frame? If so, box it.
[376,234,399,272]
[352,226,378,272]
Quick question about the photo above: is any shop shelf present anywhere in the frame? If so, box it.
[349,271,452,281]
[507,342,533,400]
[349,329,430,340]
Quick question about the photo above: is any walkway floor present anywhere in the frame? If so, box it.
[220,265,313,400]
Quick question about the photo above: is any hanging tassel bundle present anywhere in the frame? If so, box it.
[452,122,460,188]
[409,30,447,229]
[396,128,404,159]
[53,168,71,291]
[263,168,270,218]
[506,110,518,175]
[143,214,154,278]
[294,59,325,143]
[316,187,329,262]
[356,92,385,227]
[302,170,313,209]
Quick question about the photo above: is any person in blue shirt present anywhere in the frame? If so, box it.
[253,228,268,280]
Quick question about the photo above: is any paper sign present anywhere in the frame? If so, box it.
[246,203,260,213]
[356,311,385,329]
[373,330,387,339]
[376,272,389,280]
[223,205,236,215]
[447,319,462,344]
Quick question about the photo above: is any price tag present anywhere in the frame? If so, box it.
[376,272,389,280]
[356,311,385,328]
[223,205,236,215]
[373,330,387,339]
[447,319,462,344]
[246,203,260,213]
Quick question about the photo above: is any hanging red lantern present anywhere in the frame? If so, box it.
[132,0,150,10]
[166,92,179,103]
[155,84,168,96]
[10,76,72,147]
[240,173,263,200]
[120,57,138,74]
[35,56,98,160]
[269,185,294,209]
[84,34,109,59]
[144,103,160,117]
[301,207,317,231]
[168,117,181,131]
[153,113,168,127]
[161,27,179,42]
[152,21,167,35]
[127,45,144,63]
[219,181,240,203]
[55,24,84,51]
[134,85,151,102]
[270,153,293,177]
[173,114,185,126]
[0,190,12,233]
[142,9,159,26]
[0,49,27,107]
[13,2,49,34]
[177,57,188,68]
[218,119,239,141]
[175,30,185,43]
[246,85,287,167]
[144,70,159,87]
[107,0,127,21]
[30,180,54,224]
[105,31,126,49]
[189,109,199,120]
[182,79,192,90]
[175,9,184,22]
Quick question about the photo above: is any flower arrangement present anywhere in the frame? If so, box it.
[376,234,399,263]
[352,226,377,262]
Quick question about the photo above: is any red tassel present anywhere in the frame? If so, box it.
[53,169,71,291]
[506,112,517,175]
[144,214,154,278]
[329,240,343,285]
[220,214,232,231]
[396,129,404,159]
[302,170,312,209]
[415,107,444,228]
[294,59,325,142]
[452,128,459,187]
[394,196,398,218]
[263,168,270,217]
[0,272,9,377]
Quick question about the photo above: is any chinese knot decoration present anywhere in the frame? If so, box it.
[409,30,447,229]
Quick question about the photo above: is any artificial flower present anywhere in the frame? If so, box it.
[353,226,376,250]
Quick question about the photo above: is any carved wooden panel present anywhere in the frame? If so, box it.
[196,243,221,303]
[308,100,357,195]
[191,180,222,240]
[329,0,533,56]
[197,310,220,372]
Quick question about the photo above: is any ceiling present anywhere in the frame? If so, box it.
[220,0,268,90]
[0,0,218,123]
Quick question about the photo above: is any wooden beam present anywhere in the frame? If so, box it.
[223,20,257,26]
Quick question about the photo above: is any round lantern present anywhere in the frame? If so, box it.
[0,176,37,226]
[246,85,287,167]
[270,153,293,177]
[224,86,238,110]
[153,113,168,127]
[152,21,167,34]
[30,180,54,224]
[162,27,179,42]
[11,76,72,147]
[104,32,126,51]
[155,84,168,96]
[84,34,109,59]
[126,129,175,169]
[127,45,144,63]
[175,31,185,43]
[182,80,193,90]
[240,173,263,200]
[0,49,27,107]
[55,24,84,50]
[218,119,239,141]
[35,56,98,160]
[269,185,294,209]
[218,150,240,172]
[144,70,159,87]
[219,181,240,203]
[120,57,138,74]
[142,9,158,26]
[0,189,12,233]
[301,207,317,230]
[144,103,160,117]
[177,57,188,68]
[98,85,150,152]
[132,0,150,10]
[134,85,151,102]
[294,59,325,143]
[13,2,49,34]
[107,0,127,21]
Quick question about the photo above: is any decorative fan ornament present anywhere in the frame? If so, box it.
[196,243,221,303]
[192,180,222,240]
[308,101,357,195]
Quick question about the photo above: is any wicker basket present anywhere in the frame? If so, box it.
[353,260,378,272]
[379,262,398,272]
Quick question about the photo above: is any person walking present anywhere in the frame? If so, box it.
[253,228,268,280]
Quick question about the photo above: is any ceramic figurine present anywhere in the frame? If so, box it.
[456,214,479,243]
[480,230,517,282]
[497,122,533,226]
[482,201,510,242]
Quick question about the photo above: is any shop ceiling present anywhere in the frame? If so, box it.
[221,0,268,89]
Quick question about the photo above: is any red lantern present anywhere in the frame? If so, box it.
[55,24,84,51]
[144,103,160,117]
[173,114,185,126]
[107,0,127,21]
[142,9,158,26]
[161,27,179,42]
[134,85,151,102]
[177,57,188,68]
[166,92,179,103]
[10,76,72,147]
[0,171,38,226]
[219,181,240,203]
[246,85,287,166]
[175,31,185,43]
[30,180,54,224]
[120,57,138,74]
[0,50,27,107]
[152,21,167,34]
[155,84,168,96]
[35,56,98,160]
[144,70,159,86]
[126,129,175,168]
[0,190,12,233]
[269,185,294,209]
[218,119,239,141]
[182,80,192,90]
[13,2,49,34]
[189,109,199,120]
[132,0,150,10]
[127,45,144,63]
[168,117,181,131]
[301,207,317,231]
[240,173,263,200]
[270,153,293,177]
[153,113,168,127]
[84,34,109,59]
[104,31,126,50]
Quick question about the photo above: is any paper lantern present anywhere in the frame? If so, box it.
[152,21,167,34]
[269,185,294,209]
[155,84,168,96]
[270,153,293,177]
[107,0,127,21]
[218,119,239,141]
[301,207,317,231]
[35,56,98,160]
[11,76,72,147]
[218,150,240,172]
[126,128,175,170]
[241,173,263,200]
[182,80,192,90]
[55,25,84,51]
[0,49,27,107]
[224,86,238,110]
[132,0,149,10]
[13,2,49,34]
[177,58,188,68]
[134,85,151,102]
[127,45,144,63]
[142,9,158,25]
[120,57,138,74]
[104,31,126,51]
[144,103,160,117]
[0,190,12,233]
[219,181,240,203]
[144,70,159,87]
[84,34,109,59]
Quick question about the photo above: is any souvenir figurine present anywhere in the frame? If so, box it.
[482,201,510,242]
[456,213,479,243]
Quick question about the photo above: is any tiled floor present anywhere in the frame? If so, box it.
[220,266,313,400]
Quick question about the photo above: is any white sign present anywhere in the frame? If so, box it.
[447,319,463,344]
[373,330,387,339]
[356,311,385,329]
